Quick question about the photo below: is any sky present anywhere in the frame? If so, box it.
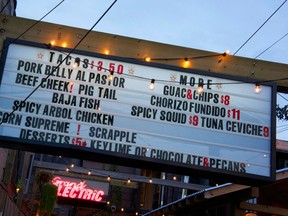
[15,0,288,140]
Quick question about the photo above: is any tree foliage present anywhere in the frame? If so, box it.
[39,183,58,216]
[276,104,288,121]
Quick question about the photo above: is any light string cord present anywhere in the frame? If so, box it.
[0,0,65,54]
[130,53,224,61]
[233,0,287,56]
[0,0,118,126]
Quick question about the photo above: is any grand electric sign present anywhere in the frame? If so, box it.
[0,39,276,183]
[52,176,109,202]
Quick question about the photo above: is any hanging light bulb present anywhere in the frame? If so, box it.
[127,178,131,183]
[197,83,204,93]
[49,40,56,47]
[183,57,190,68]
[70,163,75,168]
[104,49,110,55]
[144,56,151,62]
[255,83,261,93]
[218,50,229,63]
[88,170,92,175]
[149,79,155,90]
[62,42,67,48]
[66,167,70,172]
[108,71,114,81]
[50,40,56,45]
[223,50,230,56]
[107,175,111,181]
[73,57,80,68]
[149,178,153,183]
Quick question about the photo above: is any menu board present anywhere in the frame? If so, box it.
[0,41,276,181]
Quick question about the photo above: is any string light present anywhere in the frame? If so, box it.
[70,163,75,168]
[61,42,67,48]
[255,83,261,93]
[88,170,92,175]
[149,79,155,90]
[127,178,131,183]
[197,83,204,93]
[48,47,273,96]
[66,167,70,172]
[223,50,230,56]
[108,71,114,81]
[16,187,20,193]
[73,57,80,68]
[107,175,111,181]
[50,40,56,46]
[149,178,153,183]
[173,176,177,181]
[144,56,151,62]
[218,50,230,63]
[183,57,190,68]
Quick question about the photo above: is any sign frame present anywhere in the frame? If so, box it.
[0,38,276,185]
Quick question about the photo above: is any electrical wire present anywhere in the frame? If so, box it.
[278,93,288,102]
[0,0,118,126]
[254,32,288,59]
[0,0,65,54]
[233,0,287,56]
[276,124,288,134]
[0,0,11,13]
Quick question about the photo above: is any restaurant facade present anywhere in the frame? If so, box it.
[0,3,288,215]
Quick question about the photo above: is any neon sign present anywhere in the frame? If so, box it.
[52,176,105,202]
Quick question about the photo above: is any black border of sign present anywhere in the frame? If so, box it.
[0,38,277,186]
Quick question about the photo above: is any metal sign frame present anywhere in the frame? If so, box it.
[0,38,276,185]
